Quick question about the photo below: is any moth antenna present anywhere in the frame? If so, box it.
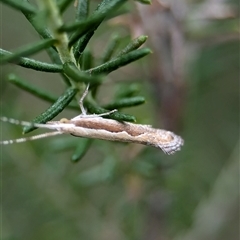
[0,131,63,145]
[0,116,57,130]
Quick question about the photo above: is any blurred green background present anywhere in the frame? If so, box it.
[1,1,239,240]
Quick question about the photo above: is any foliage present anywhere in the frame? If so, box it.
[0,0,151,160]
[1,0,239,240]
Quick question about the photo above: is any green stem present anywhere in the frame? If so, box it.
[37,0,86,96]
[37,0,75,64]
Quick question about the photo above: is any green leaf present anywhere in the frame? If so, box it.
[101,34,120,63]
[103,97,145,110]
[0,0,37,14]
[0,49,63,72]
[60,13,106,33]
[85,101,136,122]
[115,83,141,98]
[85,48,152,75]
[104,6,129,20]
[75,0,89,21]
[79,48,93,70]
[67,13,106,47]
[8,74,57,102]
[8,74,79,110]
[0,39,57,65]
[134,0,151,4]
[58,0,75,13]
[73,0,128,58]
[22,10,54,41]
[71,139,92,162]
[23,87,78,133]
[96,0,126,12]
[115,35,148,58]
[63,62,103,85]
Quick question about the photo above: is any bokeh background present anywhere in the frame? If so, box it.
[1,1,239,240]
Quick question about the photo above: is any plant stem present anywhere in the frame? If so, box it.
[37,0,75,65]
[37,0,85,95]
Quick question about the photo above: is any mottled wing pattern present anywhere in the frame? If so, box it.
[154,130,184,155]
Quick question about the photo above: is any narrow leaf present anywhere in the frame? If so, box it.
[58,0,75,13]
[8,74,57,102]
[67,14,106,47]
[74,32,94,59]
[60,13,104,33]
[0,39,58,65]
[85,48,152,75]
[73,0,128,58]
[115,35,148,58]
[63,62,103,85]
[0,49,63,72]
[115,83,140,98]
[8,74,79,109]
[85,101,136,122]
[22,10,54,42]
[23,87,78,133]
[134,0,151,4]
[75,0,89,21]
[0,0,37,14]
[103,97,145,110]
[79,48,93,70]
[101,34,120,63]
[105,6,129,20]
[71,139,92,162]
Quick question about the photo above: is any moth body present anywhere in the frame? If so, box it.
[0,116,184,155]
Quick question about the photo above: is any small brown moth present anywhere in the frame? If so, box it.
[0,86,184,154]
[0,114,184,154]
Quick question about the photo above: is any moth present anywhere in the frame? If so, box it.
[0,114,184,154]
[0,86,184,155]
